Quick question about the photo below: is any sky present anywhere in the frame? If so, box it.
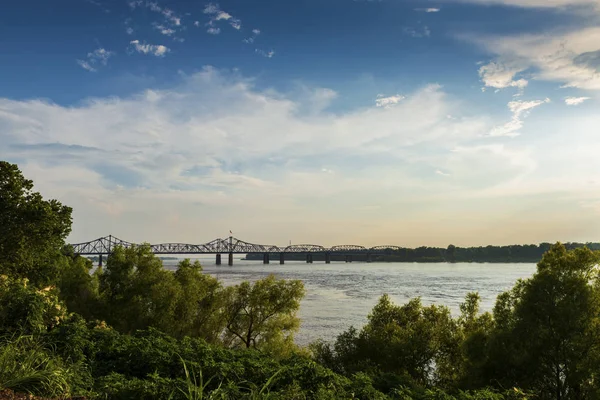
[1,0,600,248]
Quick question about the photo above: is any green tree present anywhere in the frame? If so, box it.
[222,275,305,353]
[314,294,461,392]
[98,245,181,333]
[0,161,73,287]
[56,253,99,321]
[482,243,600,399]
[171,259,224,342]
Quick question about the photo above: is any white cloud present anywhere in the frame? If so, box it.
[76,60,96,72]
[215,11,232,20]
[1,68,513,243]
[207,27,221,35]
[478,61,528,91]
[129,1,182,27]
[489,98,550,137]
[153,23,176,36]
[194,21,200,27]
[203,3,241,32]
[466,27,600,90]
[375,94,405,108]
[126,27,134,35]
[415,7,441,12]
[129,40,170,57]
[255,49,275,58]
[5,68,600,245]
[565,96,591,105]
[76,48,114,72]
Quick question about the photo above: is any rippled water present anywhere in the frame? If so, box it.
[164,257,537,345]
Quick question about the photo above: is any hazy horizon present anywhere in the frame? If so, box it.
[2,0,599,247]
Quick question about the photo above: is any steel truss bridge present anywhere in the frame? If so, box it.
[69,235,403,265]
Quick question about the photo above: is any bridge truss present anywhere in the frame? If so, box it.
[70,235,402,256]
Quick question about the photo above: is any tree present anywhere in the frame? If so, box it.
[171,259,224,342]
[222,275,305,353]
[97,245,181,334]
[0,161,72,287]
[56,253,99,321]
[482,243,600,399]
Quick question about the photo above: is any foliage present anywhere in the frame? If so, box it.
[0,161,72,287]
[56,252,100,321]
[0,275,68,335]
[221,275,305,353]
[313,294,460,391]
[478,244,600,398]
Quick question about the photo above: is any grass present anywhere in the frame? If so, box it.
[175,356,284,400]
[0,335,75,398]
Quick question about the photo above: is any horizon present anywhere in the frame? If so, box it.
[1,0,599,247]
[69,233,600,250]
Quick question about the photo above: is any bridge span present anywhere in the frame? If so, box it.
[69,235,403,266]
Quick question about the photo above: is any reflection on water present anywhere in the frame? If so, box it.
[163,257,536,345]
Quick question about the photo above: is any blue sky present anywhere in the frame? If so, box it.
[1,0,599,246]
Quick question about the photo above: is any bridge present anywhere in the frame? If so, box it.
[69,235,403,266]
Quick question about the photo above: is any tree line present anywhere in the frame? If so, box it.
[1,160,600,399]
[246,243,600,263]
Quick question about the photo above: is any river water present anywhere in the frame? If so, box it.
[163,257,537,345]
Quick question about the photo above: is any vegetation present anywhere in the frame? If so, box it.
[246,242,600,263]
[1,160,600,399]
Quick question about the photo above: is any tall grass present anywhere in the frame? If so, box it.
[176,356,284,400]
[0,335,75,397]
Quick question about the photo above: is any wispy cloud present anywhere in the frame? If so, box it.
[77,60,96,72]
[478,61,528,92]
[565,96,591,106]
[76,48,114,72]
[129,1,182,27]
[255,49,275,58]
[375,94,405,108]
[466,27,600,91]
[489,98,550,137]
[403,25,431,38]
[243,29,261,43]
[415,7,441,12]
[203,3,241,33]
[447,0,597,8]
[129,40,170,57]
[153,22,176,36]
[84,0,110,13]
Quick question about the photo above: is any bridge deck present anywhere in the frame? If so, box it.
[69,235,400,255]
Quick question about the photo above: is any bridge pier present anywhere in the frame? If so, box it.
[263,253,270,264]
[306,254,313,264]
[345,255,352,263]
[98,254,103,267]
[325,253,331,264]
[228,252,233,266]
[216,254,221,265]
[280,253,285,264]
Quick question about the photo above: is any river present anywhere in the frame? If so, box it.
[162,256,537,345]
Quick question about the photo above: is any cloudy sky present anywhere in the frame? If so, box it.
[1,0,599,247]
